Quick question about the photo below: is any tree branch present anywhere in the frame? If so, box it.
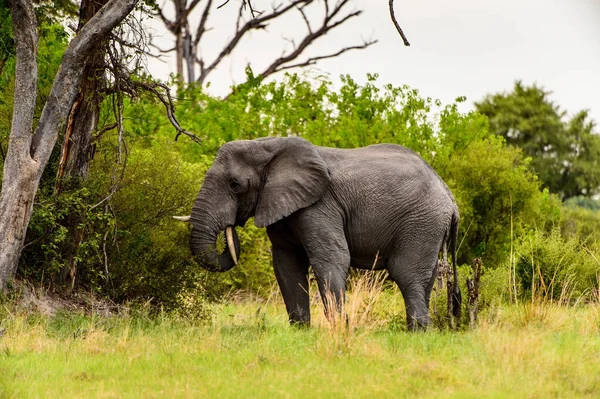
[193,0,214,48]
[266,39,377,75]
[134,81,202,144]
[388,0,410,46]
[257,0,368,80]
[30,0,138,167]
[197,0,313,85]
[7,0,38,161]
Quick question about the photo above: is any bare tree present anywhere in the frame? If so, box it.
[154,0,377,86]
[0,0,137,290]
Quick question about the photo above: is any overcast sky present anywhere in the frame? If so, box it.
[147,0,600,125]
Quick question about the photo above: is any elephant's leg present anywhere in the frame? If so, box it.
[296,219,350,322]
[388,251,439,331]
[268,227,311,326]
[272,246,310,326]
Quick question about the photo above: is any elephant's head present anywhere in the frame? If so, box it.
[189,137,331,272]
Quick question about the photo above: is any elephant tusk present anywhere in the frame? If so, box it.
[226,226,238,265]
[173,215,191,222]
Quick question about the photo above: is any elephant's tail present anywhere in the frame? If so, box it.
[450,211,462,319]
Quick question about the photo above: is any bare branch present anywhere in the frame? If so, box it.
[184,0,204,19]
[193,0,214,48]
[295,1,312,35]
[216,0,231,9]
[257,1,366,80]
[137,82,202,144]
[149,42,177,54]
[243,0,261,18]
[197,0,313,85]
[92,123,118,141]
[388,0,410,46]
[267,39,377,74]
[154,6,177,33]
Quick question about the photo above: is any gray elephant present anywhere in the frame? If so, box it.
[183,136,461,330]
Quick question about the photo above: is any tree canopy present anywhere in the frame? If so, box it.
[475,81,600,200]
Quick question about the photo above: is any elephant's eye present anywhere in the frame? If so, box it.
[230,180,241,192]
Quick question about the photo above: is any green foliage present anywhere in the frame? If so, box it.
[0,1,13,62]
[475,81,600,200]
[444,135,561,265]
[564,196,600,211]
[89,141,209,307]
[561,201,600,249]
[513,228,600,301]
[21,187,114,283]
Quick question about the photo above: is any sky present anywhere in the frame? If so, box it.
[147,0,600,124]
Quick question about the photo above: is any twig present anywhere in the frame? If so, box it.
[92,123,118,141]
[268,40,377,74]
[388,0,410,46]
[217,0,231,9]
[139,81,202,143]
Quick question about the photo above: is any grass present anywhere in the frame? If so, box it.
[2,283,600,398]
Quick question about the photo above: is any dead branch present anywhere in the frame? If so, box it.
[242,0,260,18]
[197,0,312,85]
[104,16,201,145]
[193,0,214,48]
[261,39,376,75]
[257,0,374,82]
[388,0,410,46]
[147,82,202,143]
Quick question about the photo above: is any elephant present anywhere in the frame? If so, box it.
[182,136,461,330]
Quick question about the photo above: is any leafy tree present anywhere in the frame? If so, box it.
[0,0,136,290]
[475,81,600,200]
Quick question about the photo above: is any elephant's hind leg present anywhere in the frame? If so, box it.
[388,251,439,331]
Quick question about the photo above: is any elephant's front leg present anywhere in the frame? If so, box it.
[268,229,311,325]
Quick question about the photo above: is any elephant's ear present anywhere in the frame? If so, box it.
[254,137,330,227]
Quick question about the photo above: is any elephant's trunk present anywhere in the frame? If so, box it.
[190,207,241,272]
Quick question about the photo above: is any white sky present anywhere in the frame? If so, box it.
[147,0,600,125]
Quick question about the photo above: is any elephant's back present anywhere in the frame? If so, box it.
[318,144,452,201]
[316,144,457,261]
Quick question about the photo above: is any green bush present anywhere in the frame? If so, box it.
[91,140,208,307]
[513,228,600,301]
[562,199,600,244]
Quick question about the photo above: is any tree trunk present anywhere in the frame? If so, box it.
[175,28,184,82]
[0,162,39,289]
[56,0,107,188]
[54,0,109,284]
[183,30,195,83]
[0,0,137,291]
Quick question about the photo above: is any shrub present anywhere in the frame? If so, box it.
[513,228,600,302]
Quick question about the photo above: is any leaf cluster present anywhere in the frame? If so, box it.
[475,81,600,200]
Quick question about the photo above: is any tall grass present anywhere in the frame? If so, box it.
[3,292,600,397]
[314,269,390,353]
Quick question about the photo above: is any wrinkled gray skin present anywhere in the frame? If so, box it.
[189,137,460,330]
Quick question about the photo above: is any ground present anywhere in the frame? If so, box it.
[1,281,600,398]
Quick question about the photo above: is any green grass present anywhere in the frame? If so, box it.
[2,292,600,398]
